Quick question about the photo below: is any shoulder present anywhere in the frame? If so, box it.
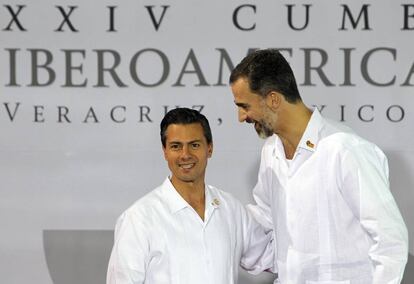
[318,116,382,152]
[321,131,384,155]
[319,131,388,172]
[320,116,354,137]
[131,184,164,210]
[117,185,165,226]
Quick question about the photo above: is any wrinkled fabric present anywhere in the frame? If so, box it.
[107,177,274,284]
[249,110,408,284]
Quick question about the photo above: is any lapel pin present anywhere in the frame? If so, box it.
[306,140,314,149]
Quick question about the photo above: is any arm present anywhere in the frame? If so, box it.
[247,143,274,230]
[240,201,275,275]
[107,211,148,284]
[340,143,408,284]
[241,143,277,274]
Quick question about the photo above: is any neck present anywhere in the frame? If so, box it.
[174,180,205,200]
[170,177,206,220]
[277,102,312,159]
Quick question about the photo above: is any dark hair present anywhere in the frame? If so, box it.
[229,49,302,103]
[160,108,212,147]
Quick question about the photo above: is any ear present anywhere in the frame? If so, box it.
[265,91,282,110]
[207,143,213,158]
[162,146,168,160]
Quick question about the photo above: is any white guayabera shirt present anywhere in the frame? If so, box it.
[249,109,408,284]
[107,178,274,284]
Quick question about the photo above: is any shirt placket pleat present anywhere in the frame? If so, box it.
[273,153,290,264]
[283,159,296,244]
[202,204,216,284]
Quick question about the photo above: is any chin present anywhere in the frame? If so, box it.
[176,175,196,183]
[257,132,269,139]
[255,126,273,139]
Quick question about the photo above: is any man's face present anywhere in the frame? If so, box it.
[163,123,212,187]
[231,78,274,138]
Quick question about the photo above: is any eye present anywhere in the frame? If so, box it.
[238,104,249,111]
[169,144,181,151]
[191,143,200,149]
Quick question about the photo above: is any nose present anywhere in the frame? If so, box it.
[181,145,191,159]
[238,108,247,122]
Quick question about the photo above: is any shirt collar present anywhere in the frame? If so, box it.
[160,177,220,214]
[272,108,324,158]
[296,108,324,153]
[205,185,220,209]
[161,177,188,214]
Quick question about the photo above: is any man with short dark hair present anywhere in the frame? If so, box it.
[107,108,274,284]
[229,49,408,283]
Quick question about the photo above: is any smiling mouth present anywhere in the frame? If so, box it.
[180,163,195,169]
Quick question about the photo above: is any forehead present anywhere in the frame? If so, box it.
[165,123,206,142]
[231,78,262,105]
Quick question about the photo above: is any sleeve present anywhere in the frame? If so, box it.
[340,143,408,284]
[241,143,277,274]
[106,211,149,284]
[239,201,276,275]
[246,143,274,230]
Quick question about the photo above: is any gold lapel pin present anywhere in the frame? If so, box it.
[306,140,314,148]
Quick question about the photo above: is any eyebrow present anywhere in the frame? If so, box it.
[234,101,249,108]
[168,139,203,145]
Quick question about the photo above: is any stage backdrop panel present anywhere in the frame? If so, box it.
[1,0,413,283]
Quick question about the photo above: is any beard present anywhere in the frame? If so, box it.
[254,120,274,139]
[246,103,275,139]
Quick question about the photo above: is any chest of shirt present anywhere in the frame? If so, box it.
[143,205,242,283]
[267,145,350,225]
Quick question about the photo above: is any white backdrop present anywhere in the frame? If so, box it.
[1,0,413,283]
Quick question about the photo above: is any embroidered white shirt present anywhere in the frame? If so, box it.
[248,109,408,284]
[107,177,274,284]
